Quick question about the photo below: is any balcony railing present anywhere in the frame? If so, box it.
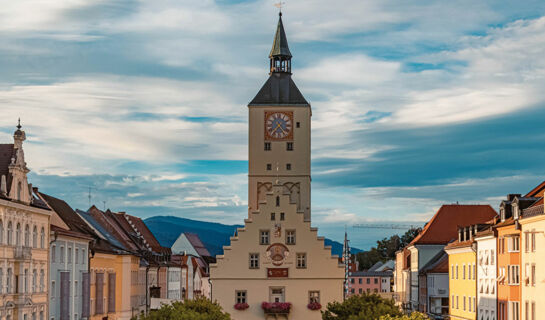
[14,246,32,260]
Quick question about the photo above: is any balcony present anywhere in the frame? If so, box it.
[14,246,32,260]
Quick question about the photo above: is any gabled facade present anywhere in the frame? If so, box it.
[400,205,497,312]
[518,182,545,320]
[446,224,495,320]
[0,123,51,320]
[419,250,449,318]
[495,193,538,320]
[38,192,92,320]
[475,226,497,320]
[210,12,344,320]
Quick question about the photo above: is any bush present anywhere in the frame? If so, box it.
[322,294,402,320]
[380,312,430,320]
[137,297,231,320]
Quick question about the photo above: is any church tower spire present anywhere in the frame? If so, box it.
[269,12,292,74]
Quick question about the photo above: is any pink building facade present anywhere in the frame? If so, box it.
[347,271,393,296]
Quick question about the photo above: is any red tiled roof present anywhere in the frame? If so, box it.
[530,197,544,207]
[409,205,498,245]
[445,239,473,249]
[525,181,545,198]
[124,214,163,253]
[88,206,140,252]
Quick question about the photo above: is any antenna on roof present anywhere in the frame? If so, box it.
[103,200,107,211]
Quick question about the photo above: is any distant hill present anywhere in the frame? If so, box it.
[144,215,361,257]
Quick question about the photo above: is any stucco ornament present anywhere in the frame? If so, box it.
[266,243,290,266]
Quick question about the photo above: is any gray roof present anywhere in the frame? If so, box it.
[249,73,308,106]
[269,13,291,58]
[368,261,383,272]
[351,270,393,277]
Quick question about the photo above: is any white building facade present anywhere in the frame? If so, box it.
[476,231,497,320]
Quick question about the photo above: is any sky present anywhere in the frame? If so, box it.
[1,0,545,250]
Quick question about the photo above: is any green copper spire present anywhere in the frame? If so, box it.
[269,12,292,58]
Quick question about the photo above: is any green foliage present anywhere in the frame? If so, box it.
[322,294,402,320]
[380,312,430,320]
[356,227,422,271]
[136,297,231,320]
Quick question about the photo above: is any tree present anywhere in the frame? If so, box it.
[380,312,429,320]
[322,293,402,320]
[356,227,422,271]
[136,297,231,320]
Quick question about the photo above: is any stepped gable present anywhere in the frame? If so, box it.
[409,205,498,246]
[211,184,343,272]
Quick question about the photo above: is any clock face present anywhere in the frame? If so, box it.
[265,111,293,140]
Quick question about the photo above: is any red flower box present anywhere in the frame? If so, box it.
[261,302,292,313]
[234,302,249,310]
[307,302,322,310]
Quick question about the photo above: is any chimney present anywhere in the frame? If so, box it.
[508,194,521,201]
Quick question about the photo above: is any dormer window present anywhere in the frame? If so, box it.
[500,208,505,222]
[513,203,519,220]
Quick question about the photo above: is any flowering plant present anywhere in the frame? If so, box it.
[234,302,249,310]
[261,302,292,313]
[307,302,322,310]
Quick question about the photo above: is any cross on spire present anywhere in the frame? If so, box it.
[274,1,285,14]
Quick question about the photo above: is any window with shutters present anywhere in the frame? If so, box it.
[108,273,116,313]
[95,273,104,315]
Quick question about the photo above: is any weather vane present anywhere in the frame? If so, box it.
[274,1,285,13]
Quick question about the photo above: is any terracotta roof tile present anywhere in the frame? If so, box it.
[525,181,545,198]
[409,205,497,246]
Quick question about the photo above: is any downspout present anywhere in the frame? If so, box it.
[145,265,150,315]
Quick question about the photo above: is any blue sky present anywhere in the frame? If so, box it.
[2,0,545,250]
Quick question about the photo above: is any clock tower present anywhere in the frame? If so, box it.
[248,12,311,222]
[210,13,344,320]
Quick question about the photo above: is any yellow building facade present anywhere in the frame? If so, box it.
[0,124,51,320]
[89,253,142,320]
[446,243,477,320]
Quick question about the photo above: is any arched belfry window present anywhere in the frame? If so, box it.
[17,181,22,201]
[276,196,280,207]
